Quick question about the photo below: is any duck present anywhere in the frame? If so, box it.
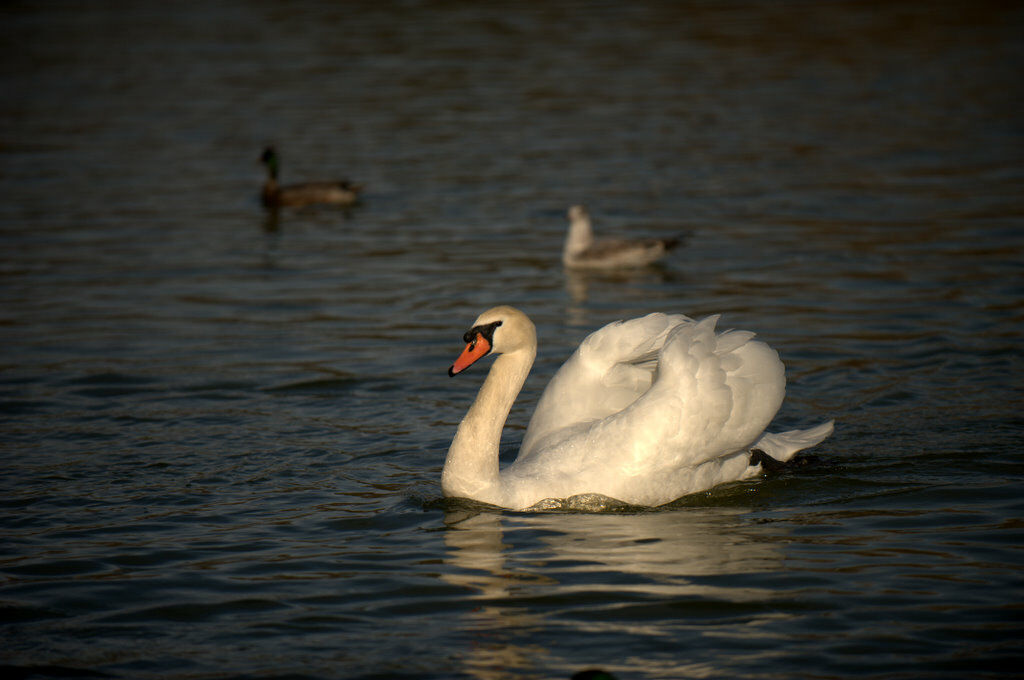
[259,146,362,208]
[445,306,833,510]
[563,205,679,268]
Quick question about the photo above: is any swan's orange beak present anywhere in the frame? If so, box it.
[449,334,491,377]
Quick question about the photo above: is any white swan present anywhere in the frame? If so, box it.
[444,306,833,510]
[563,205,679,268]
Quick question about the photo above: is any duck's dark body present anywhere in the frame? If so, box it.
[260,147,362,208]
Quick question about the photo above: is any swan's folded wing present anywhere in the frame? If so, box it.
[587,315,787,472]
[518,312,691,458]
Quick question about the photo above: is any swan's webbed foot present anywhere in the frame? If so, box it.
[749,448,786,473]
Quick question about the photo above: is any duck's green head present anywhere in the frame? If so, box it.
[260,147,279,178]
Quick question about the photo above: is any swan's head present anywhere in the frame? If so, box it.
[448,306,536,377]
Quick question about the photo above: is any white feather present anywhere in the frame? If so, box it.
[444,307,833,510]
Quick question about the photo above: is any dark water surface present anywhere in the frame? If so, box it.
[2,1,1023,678]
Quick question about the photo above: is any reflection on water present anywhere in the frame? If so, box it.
[443,507,787,679]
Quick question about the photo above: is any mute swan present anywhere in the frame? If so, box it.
[563,205,679,268]
[445,306,833,510]
[260,147,362,208]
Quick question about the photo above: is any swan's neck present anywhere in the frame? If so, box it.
[564,213,594,258]
[443,348,534,502]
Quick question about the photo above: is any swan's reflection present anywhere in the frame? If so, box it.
[441,508,556,679]
[442,506,788,679]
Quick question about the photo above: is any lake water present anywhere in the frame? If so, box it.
[2,1,1022,678]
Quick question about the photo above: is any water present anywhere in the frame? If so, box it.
[2,1,1022,678]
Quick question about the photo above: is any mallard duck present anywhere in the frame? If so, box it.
[259,147,362,208]
[563,205,679,268]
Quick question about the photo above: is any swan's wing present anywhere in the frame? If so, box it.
[584,315,787,472]
[519,312,692,458]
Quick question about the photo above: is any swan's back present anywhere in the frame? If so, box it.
[510,315,790,507]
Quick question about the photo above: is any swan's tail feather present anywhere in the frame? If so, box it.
[751,420,834,462]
